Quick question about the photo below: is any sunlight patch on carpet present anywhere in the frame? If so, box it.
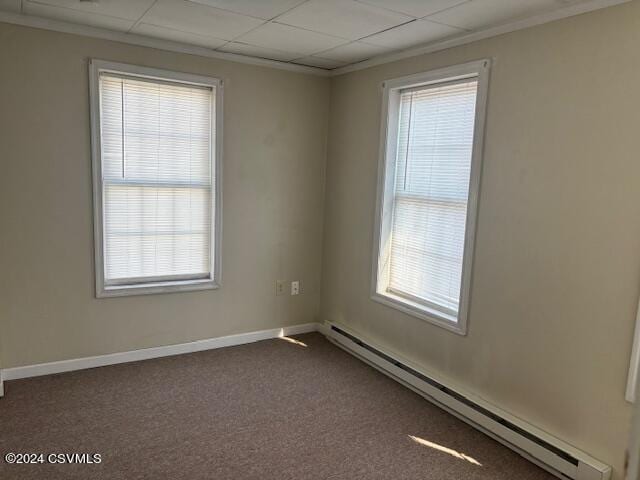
[409,435,482,466]
[278,336,308,347]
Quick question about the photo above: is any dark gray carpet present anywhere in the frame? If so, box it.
[0,333,555,479]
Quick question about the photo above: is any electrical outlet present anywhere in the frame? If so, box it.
[291,280,300,296]
[276,280,285,296]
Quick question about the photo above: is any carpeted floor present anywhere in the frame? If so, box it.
[0,333,555,480]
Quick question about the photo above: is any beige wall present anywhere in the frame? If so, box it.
[0,23,330,368]
[321,2,640,478]
[1,2,639,477]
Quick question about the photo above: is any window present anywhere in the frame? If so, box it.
[372,60,490,334]
[89,60,222,297]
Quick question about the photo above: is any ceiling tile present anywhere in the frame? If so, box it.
[133,23,227,49]
[235,22,346,56]
[317,41,390,63]
[276,0,413,41]
[356,0,470,18]
[363,19,463,49]
[427,0,562,30]
[23,1,134,31]
[142,0,264,40]
[184,0,308,20]
[26,0,156,21]
[218,41,302,61]
[0,0,21,13]
[292,56,347,69]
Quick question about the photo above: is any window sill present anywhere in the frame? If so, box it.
[371,290,467,336]
[97,278,219,298]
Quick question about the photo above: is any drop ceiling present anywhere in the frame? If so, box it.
[0,0,627,74]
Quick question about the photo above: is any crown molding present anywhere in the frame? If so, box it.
[330,0,630,76]
[0,11,330,77]
[0,0,631,78]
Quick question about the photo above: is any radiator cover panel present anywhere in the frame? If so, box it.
[324,323,611,480]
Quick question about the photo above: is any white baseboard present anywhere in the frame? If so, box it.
[0,323,320,384]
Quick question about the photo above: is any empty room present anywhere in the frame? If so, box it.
[1,0,640,479]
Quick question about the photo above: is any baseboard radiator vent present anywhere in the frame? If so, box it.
[324,323,611,480]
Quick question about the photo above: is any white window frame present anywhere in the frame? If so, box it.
[371,59,491,335]
[89,59,223,298]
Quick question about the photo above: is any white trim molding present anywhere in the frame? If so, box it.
[0,11,329,76]
[0,323,320,382]
[626,296,640,402]
[331,0,631,76]
[626,385,640,479]
[370,59,490,335]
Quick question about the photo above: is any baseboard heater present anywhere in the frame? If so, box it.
[323,323,611,480]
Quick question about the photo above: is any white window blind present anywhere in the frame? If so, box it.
[387,79,479,317]
[98,72,215,288]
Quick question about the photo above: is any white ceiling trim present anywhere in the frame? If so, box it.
[0,10,330,76]
[331,0,631,76]
[0,0,631,78]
